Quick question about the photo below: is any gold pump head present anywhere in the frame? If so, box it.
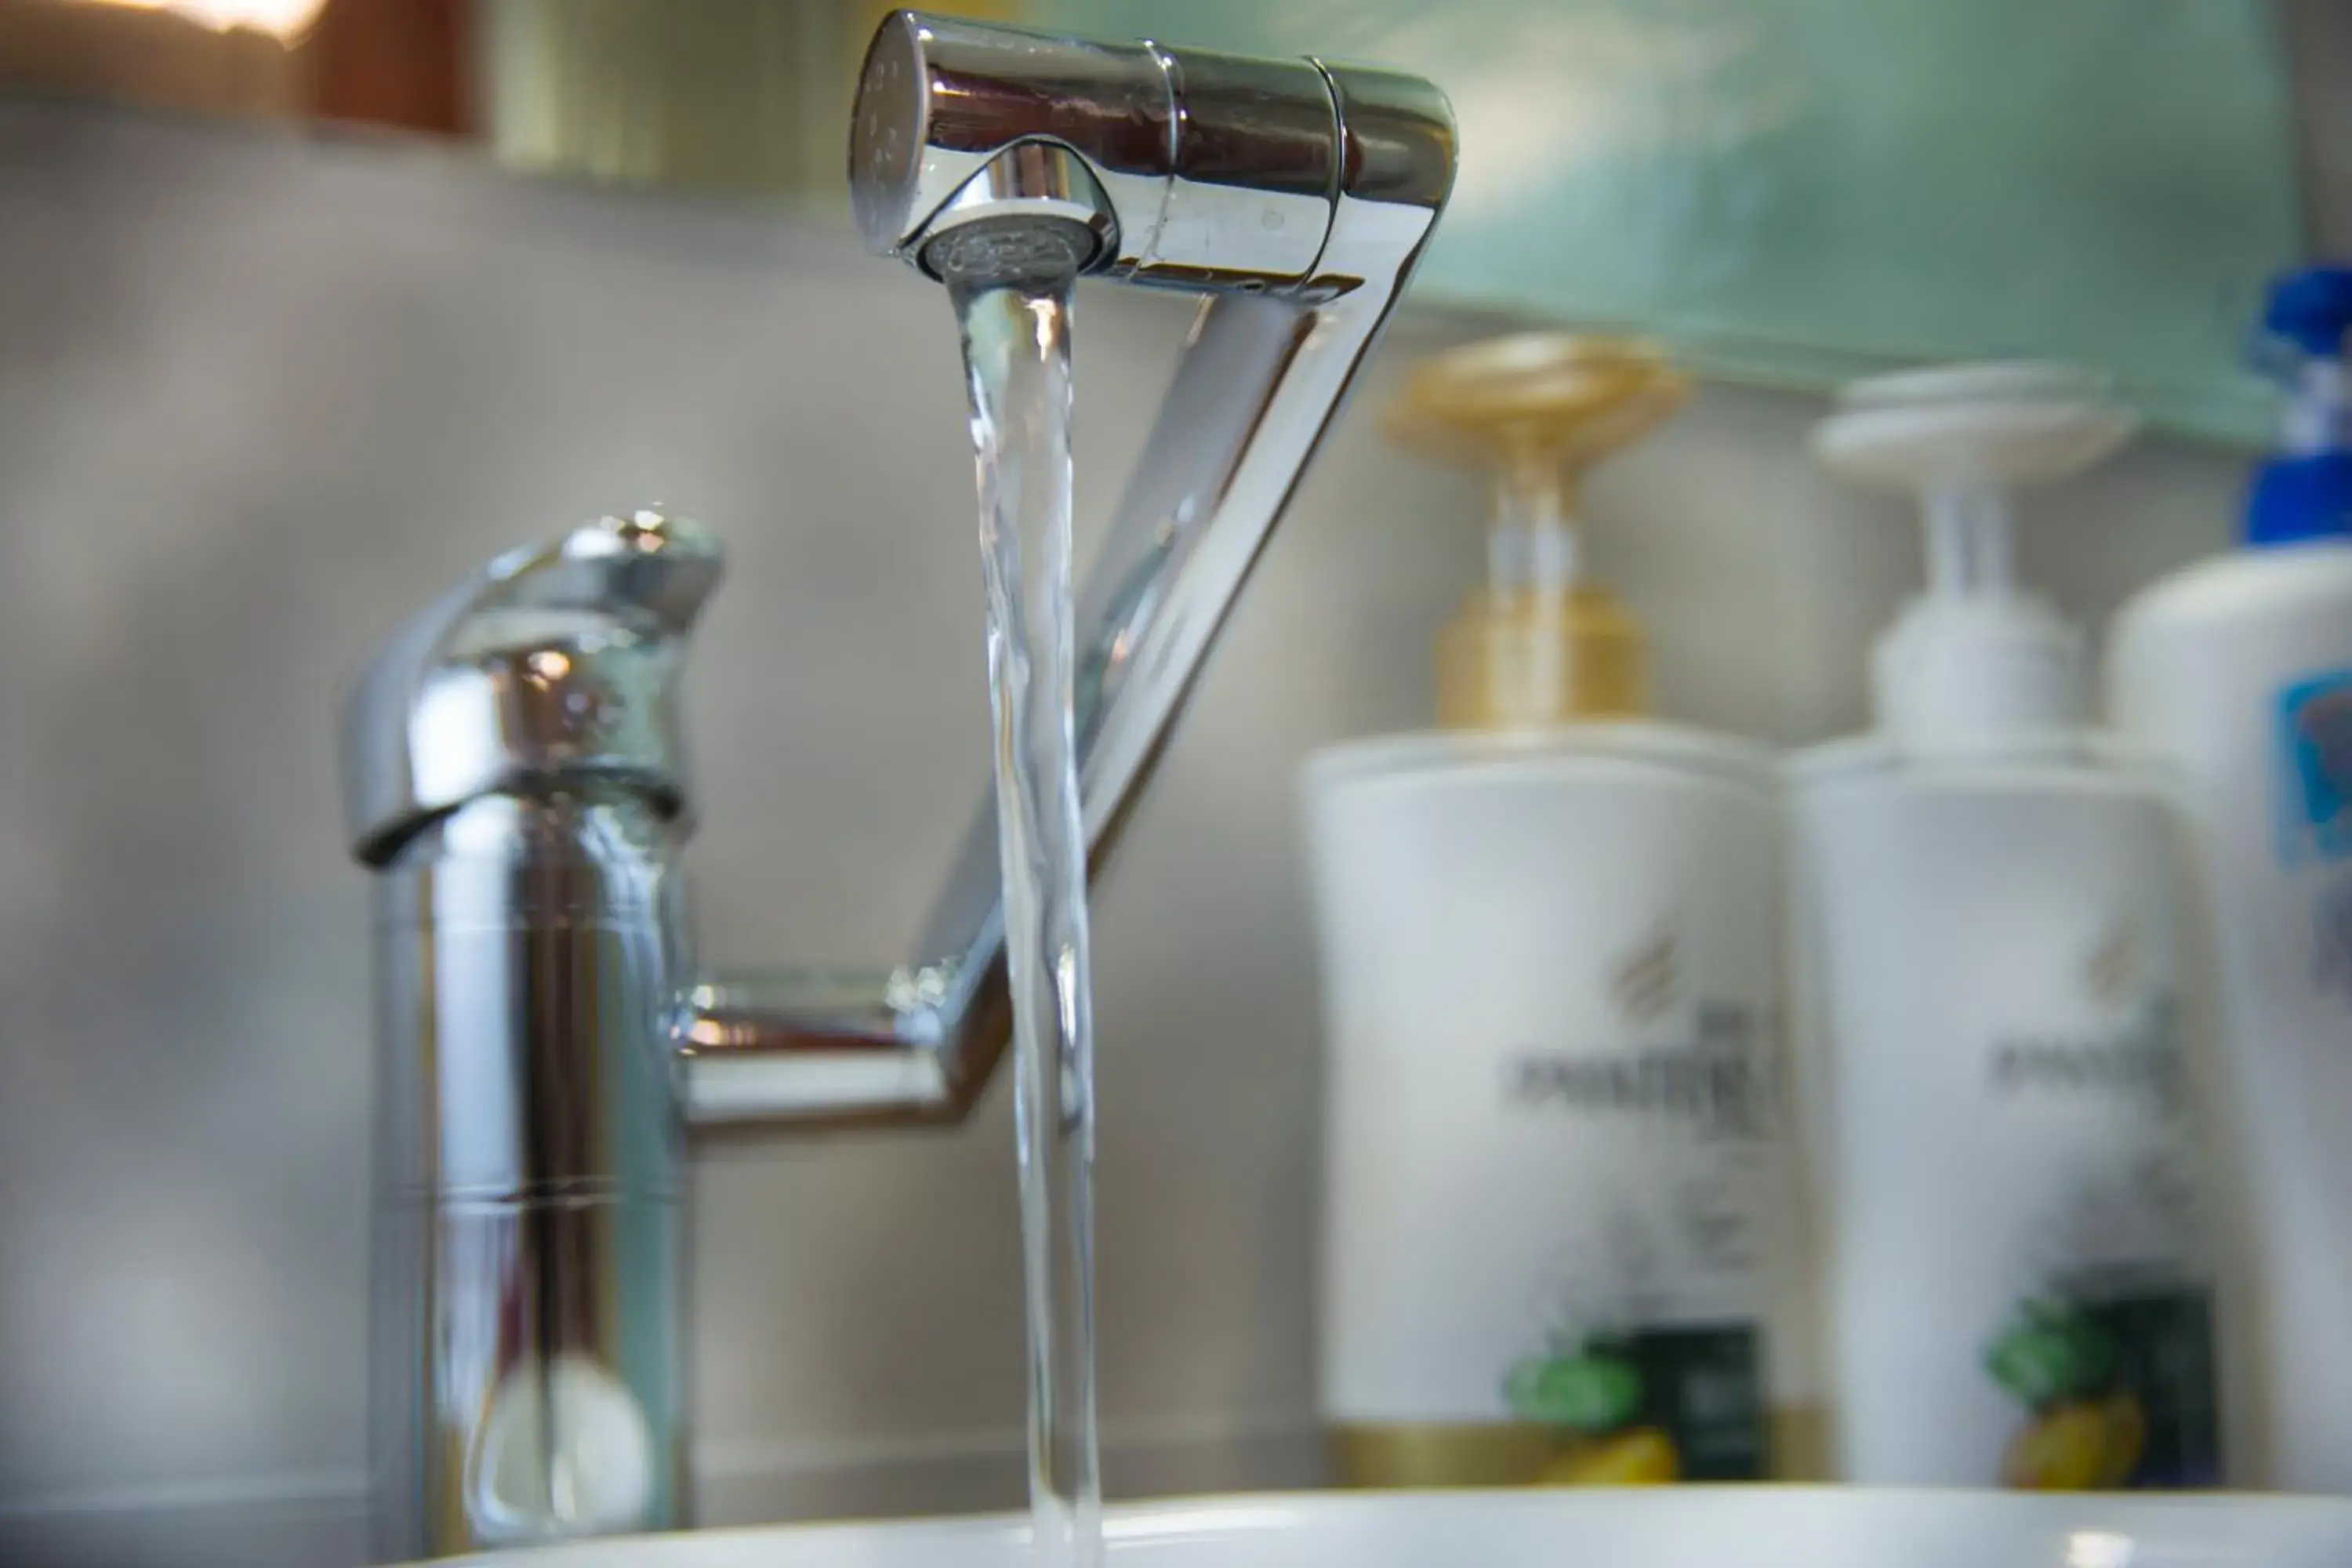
[1385,334,1690,729]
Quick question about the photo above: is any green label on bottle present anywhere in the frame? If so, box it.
[1507,1323,1766,1483]
[1987,1283,2220,1489]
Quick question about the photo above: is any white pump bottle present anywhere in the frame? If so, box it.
[1306,337,1805,1489]
[1791,365,2234,1490]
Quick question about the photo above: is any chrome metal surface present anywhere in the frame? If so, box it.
[673,9,1456,1127]
[847,12,1348,292]
[340,509,721,865]
[368,791,688,1561]
[347,13,1450,1552]
[351,514,712,1559]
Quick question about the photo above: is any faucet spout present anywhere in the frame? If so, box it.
[677,11,1456,1127]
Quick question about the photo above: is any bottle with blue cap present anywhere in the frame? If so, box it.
[2109,265,2352,1492]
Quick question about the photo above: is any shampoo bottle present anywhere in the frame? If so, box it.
[1791,364,2230,1490]
[2109,267,2352,1490]
[1307,336,1802,1490]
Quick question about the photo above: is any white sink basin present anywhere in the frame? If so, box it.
[436,1488,2352,1566]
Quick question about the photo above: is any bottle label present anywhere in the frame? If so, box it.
[1976,996,2222,1490]
[2274,669,2352,1008]
[1309,758,1790,1487]
[2276,667,2352,866]
[1798,779,2226,1487]
[1507,1323,1768,1484]
[1985,992,2220,1495]
[1986,1281,2221,1489]
[1499,985,1779,1483]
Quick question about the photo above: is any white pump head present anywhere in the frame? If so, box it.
[1814,362,2136,748]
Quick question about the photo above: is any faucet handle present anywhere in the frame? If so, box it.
[340,510,723,866]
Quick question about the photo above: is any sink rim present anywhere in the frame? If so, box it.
[429,1484,2352,1566]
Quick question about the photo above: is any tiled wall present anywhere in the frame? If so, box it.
[0,101,2247,1566]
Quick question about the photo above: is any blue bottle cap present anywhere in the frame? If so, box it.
[2248,454,2352,546]
[2264,265,2352,358]
[2248,266,2352,546]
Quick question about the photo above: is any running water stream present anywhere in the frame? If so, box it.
[938,219,1104,1568]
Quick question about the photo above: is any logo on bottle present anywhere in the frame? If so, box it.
[1611,924,1681,1025]
[2277,669,2352,866]
[1506,923,1773,1137]
[1987,926,2183,1112]
[2086,926,2141,1009]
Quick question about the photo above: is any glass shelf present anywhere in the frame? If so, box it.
[0,0,2307,443]
[1038,0,2304,445]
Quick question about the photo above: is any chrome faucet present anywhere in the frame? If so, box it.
[341,11,1452,1559]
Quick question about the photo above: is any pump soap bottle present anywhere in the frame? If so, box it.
[2109,266,2352,1491]
[1306,336,1802,1490]
[1791,363,2230,1491]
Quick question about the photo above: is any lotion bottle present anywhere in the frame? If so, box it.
[1791,363,2231,1490]
[1308,336,1804,1490]
[2108,267,2352,1490]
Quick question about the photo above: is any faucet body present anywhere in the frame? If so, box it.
[350,517,714,1560]
[368,793,689,1560]
[344,13,1452,1558]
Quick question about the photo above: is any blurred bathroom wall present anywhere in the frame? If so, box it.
[0,100,2250,1565]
